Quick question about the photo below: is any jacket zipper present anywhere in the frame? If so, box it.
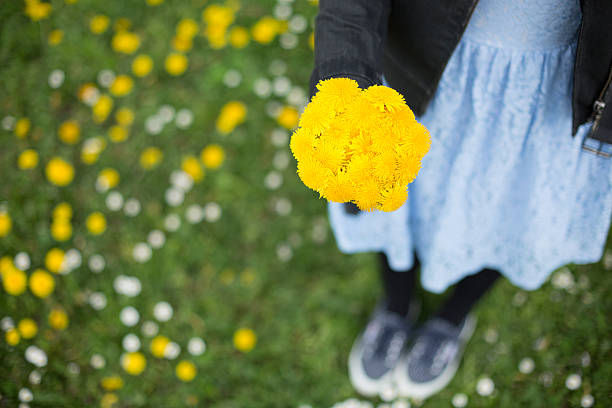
[588,63,612,134]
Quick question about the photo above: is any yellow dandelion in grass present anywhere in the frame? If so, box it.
[150,335,170,358]
[45,248,65,274]
[111,31,140,54]
[140,147,163,169]
[98,168,120,189]
[51,218,72,241]
[81,137,106,164]
[5,328,20,346]
[17,149,38,170]
[115,108,134,126]
[93,94,113,123]
[229,26,250,48]
[202,5,234,27]
[2,267,27,295]
[101,376,124,391]
[175,360,197,382]
[46,157,74,186]
[17,318,38,339]
[48,29,63,46]
[200,144,225,169]
[90,15,110,34]
[29,269,55,298]
[14,118,30,139]
[58,120,80,144]
[49,307,68,330]
[181,156,204,182]
[100,393,118,408]
[251,16,280,44]
[378,182,408,212]
[53,202,72,220]
[121,352,146,375]
[277,106,299,129]
[233,328,256,352]
[165,53,188,76]
[176,18,199,39]
[132,54,153,77]
[172,36,193,52]
[86,212,106,235]
[290,127,316,162]
[216,101,247,134]
[24,0,52,21]
[0,211,12,237]
[110,75,133,97]
[146,0,164,5]
[108,125,128,143]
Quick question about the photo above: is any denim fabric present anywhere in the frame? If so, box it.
[327,0,612,293]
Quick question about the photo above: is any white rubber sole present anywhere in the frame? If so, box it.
[348,334,395,397]
[393,315,477,400]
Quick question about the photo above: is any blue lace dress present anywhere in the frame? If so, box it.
[327,0,612,293]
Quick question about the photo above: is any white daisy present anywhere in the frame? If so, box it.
[88,254,106,273]
[122,334,141,352]
[153,301,173,322]
[253,78,272,98]
[133,242,152,263]
[476,377,495,396]
[185,204,204,224]
[565,373,581,390]
[276,242,293,262]
[124,198,141,217]
[141,321,159,337]
[175,108,194,129]
[203,202,222,222]
[164,213,181,231]
[119,306,139,327]
[90,354,106,369]
[48,69,65,89]
[518,357,535,374]
[164,341,181,359]
[14,252,30,271]
[264,171,283,190]
[273,76,291,97]
[18,388,33,402]
[147,230,166,249]
[288,15,307,33]
[270,128,289,147]
[451,393,468,407]
[188,337,206,356]
[274,198,292,216]
[223,70,242,88]
[88,292,108,310]
[97,69,115,88]
[25,346,48,368]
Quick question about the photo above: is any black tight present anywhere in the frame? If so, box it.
[379,252,501,326]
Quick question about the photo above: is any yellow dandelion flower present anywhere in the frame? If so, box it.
[100,393,118,408]
[314,139,345,172]
[53,202,72,220]
[200,144,225,169]
[229,26,250,48]
[315,77,362,111]
[289,127,316,162]
[108,125,128,143]
[2,267,27,295]
[165,53,188,76]
[373,150,397,183]
[0,211,12,237]
[45,157,74,186]
[86,212,106,235]
[402,122,431,158]
[101,376,124,391]
[297,157,328,192]
[51,219,72,241]
[29,269,55,298]
[146,0,164,5]
[25,0,52,21]
[216,101,247,134]
[98,168,120,189]
[93,94,113,123]
[17,318,38,339]
[176,18,199,39]
[378,182,408,212]
[202,5,234,27]
[363,85,406,113]
[175,360,197,382]
[354,177,381,212]
[111,31,140,54]
[14,118,30,139]
[172,36,192,52]
[297,98,334,135]
[78,83,99,104]
[348,130,373,156]
[115,108,134,126]
[49,307,68,330]
[277,106,299,129]
[150,335,170,358]
[0,256,14,274]
[81,137,106,164]
[181,156,204,182]
[140,147,163,169]
[110,75,133,97]
[346,154,374,183]
[132,54,153,77]
[321,168,354,203]
[90,15,110,34]
[395,149,422,186]
[48,29,63,46]
[233,328,256,352]
[121,352,146,375]
[5,328,20,345]
[251,16,280,44]
[45,248,65,274]
[18,149,38,170]
[58,120,80,144]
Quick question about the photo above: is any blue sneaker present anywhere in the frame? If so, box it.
[394,315,477,399]
[348,300,419,397]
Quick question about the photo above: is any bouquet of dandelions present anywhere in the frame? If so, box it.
[290,78,431,212]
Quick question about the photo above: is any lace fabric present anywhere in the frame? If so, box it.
[327,0,612,293]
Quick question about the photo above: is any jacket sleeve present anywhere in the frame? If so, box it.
[309,0,392,99]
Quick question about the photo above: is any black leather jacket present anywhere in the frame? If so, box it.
[310,0,612,154]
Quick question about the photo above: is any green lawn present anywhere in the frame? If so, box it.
[1,0,611,407]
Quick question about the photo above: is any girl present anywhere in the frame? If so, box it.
[309,0,612,399]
